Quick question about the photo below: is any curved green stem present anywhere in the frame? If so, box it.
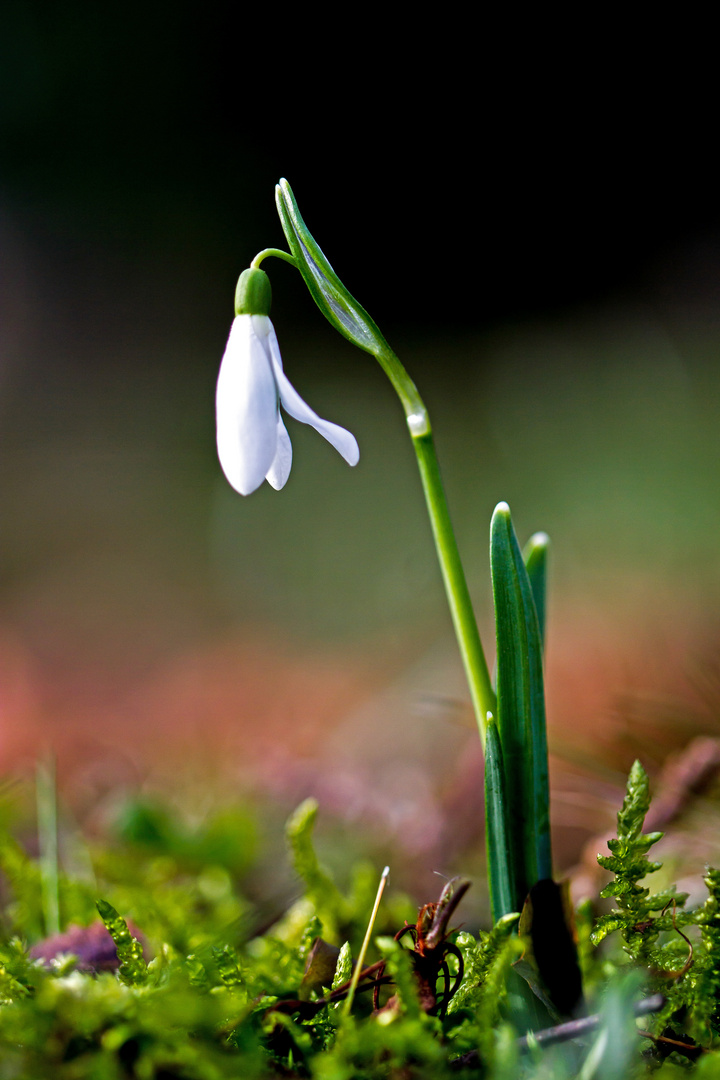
[250,247,298,270]
[376,345,495,743]
[270,179,494,747]
[374,345,428,432]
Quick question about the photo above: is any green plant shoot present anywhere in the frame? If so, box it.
[216,180,557,922]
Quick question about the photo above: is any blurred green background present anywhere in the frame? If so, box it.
[1,7,719,905]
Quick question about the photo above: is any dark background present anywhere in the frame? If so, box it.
[3,6,717,332]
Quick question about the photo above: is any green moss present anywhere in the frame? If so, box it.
[1,777,720,1076]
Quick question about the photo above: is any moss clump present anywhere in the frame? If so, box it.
[1,770,720,1077]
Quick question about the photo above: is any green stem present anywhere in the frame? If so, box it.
[374,346,428,430]
[413,432,495,743]
[375,345,495,742]
[250,247,297,270]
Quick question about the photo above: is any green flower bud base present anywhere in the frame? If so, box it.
[234,268,272,317]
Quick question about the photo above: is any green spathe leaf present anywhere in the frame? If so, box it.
[490,502,551,910]
[275,179,391,358]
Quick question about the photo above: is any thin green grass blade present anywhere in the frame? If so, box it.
[490,503,552,909]
[484,717,516,921]
[36,757,60,937]
[522,532,549,650]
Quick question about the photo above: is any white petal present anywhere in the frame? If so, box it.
[265,414,293,490]
[263,321,360,467]
[216,316,278,495]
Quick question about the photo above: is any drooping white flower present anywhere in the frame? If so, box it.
[216,314,359,496]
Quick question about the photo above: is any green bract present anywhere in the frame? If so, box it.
[275,179,391,358]
[273,180,428,430]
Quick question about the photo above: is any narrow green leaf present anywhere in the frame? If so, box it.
[35,757,60,937]
[275,179,392,358]
[522,532,549,650]
[490,502,552,909]
[484,718,516,922]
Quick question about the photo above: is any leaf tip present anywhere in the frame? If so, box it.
[490,501,513,541]
[527,531,550,550]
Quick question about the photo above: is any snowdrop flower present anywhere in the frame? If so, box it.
[216,268,359,496]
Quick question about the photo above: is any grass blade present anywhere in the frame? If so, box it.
[36,757,60,937]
